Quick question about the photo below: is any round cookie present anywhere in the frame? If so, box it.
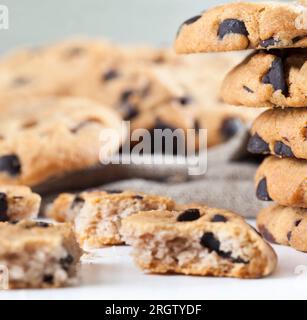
[121,206,277,278]
[255,156,307,208]
[248,108,307,160]
[0,97,126,187]
[257,204,307,253]
[175,1,307,54]
[221,49,307,108]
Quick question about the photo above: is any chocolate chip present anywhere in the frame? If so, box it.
[260,37,280,48]
[0,193,9,222]
[176,15,202,36]
[256,178,272,201]
[121,104,139,121]
[243,85,254,93]
[43,274,54,284]
[200,232,220,251]
[274,141,294,158]
[120,90,134,103]
[262,57,288,95]
[102,69,119,81]
[36,221,50,228]
[295,219,302,227]
[287,231,292,241]
[258,225,276,244]
[220,118,243,140]
[176,96,193,106]
[200,232,247,263]
[211,214,227,222]
[247,134,270,154]
[71,195,85,210]
[0,155,21,176]
[292,36,307,44]
[60,254,74,271]
[218,19,249,39]
[133,195,144,200]
[177,209,201,222]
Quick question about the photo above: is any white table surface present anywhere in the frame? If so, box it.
[1,220,307,300]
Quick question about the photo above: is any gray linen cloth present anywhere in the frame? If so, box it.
[37,130,266,218]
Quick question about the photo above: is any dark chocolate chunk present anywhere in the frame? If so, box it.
[211,214,228,223]
[260,37,280,48]
[35,221,50,228]
[120,90,134,103]
[176,15,202,36]
[0,155,21,176]
[177,208,201,222]
[274,141,294,158]
[262,57,288,95]
[43,274,54,284]
[218,19,249,39]
[60,254,74,271]
[287,231,292,241]
[133,195,144,200]
[122,104,139,121]
[200,232,247,263]
[295,219,302,227]
[220,118,243,140]
[256,178,272,201]
[71,195,85,210]
[243,85,254,93]
[200,232,221,252]
[0,193,9,222]
[292,36,307,44]
[247,133,270,154]
[176,96,193,106]
[258,225,276,244]
[102,69,119,81]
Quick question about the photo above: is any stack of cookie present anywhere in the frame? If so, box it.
[175,1,307,252]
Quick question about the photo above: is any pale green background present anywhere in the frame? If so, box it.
[0,0,290,53]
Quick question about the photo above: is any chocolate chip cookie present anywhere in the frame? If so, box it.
[248,108,307,160]
[0,185,41,222]
[47,190,175,249]
[0,97,125,187]
[257,204,307,252]
[255,156,307,208]
[175,2,307,54]
[0,220,82,288]
[221,49,307,108]
[121,206,277,278]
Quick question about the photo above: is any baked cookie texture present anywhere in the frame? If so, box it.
[0,38,260,151]
[257,204,307,252]
[0,185,41,222]
[0,220,82,289]
[255,156,307,208]
[47,190,175,249]
[175,1,307,54]
[248,108,307,160]
[221,49,307,108]
[121,206,277,278]
[0,97,125,187]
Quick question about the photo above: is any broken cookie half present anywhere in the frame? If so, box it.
[121,206,277,278]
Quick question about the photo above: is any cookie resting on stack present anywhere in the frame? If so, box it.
[175,1,307,252]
